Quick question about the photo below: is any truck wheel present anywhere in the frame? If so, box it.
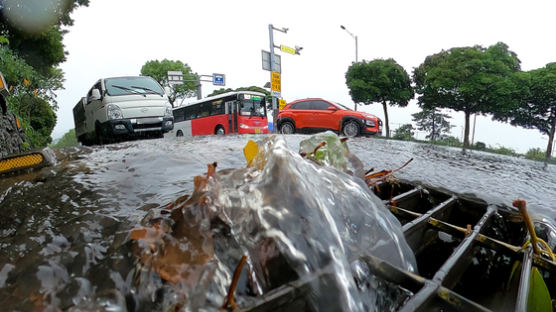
[95,126,105,145]
[176,130,183,137]
[279,122,295,134]
[342,120,360,137]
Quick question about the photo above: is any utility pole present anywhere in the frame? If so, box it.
[269,24,278,129]
[266,24,302,133]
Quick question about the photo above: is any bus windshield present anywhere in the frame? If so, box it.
[105,76,164,96]
[239,95,266,117]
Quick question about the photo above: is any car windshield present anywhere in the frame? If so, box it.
[333,102,351,110]
[239,95,266,117]
[105,77,164,96]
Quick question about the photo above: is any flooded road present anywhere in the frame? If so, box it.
[0,134,554,311]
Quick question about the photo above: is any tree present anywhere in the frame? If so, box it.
[1,0,89,74]
[392,124,414,141]
[0,0,88,147]
[345,59,414,138]
[412,108,453,141]
[413,42,526,152]
[505,63,556,166]
[51,129,77,148]
[140,59,198,105]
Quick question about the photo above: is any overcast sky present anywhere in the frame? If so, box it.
[51,0,556,153]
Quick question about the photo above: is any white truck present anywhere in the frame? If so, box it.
[73,76,174,145]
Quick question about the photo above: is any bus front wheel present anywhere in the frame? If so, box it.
[215,126,225,135]
[176,130,183,137]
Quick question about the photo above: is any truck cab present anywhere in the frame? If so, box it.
[73,76,174,145]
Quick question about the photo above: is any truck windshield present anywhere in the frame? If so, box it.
[239,95,266,117]
[105,77,164,96]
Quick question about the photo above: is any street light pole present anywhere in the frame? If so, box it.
[341,25,359,111]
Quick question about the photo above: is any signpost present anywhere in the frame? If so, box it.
[266,24,302,132]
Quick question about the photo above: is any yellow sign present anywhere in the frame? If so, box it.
[271,72,281,92]
[280,45,296,55]
[279,99,287,110]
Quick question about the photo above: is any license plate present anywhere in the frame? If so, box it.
[255,129,261,134]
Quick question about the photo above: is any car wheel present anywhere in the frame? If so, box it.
[279,121,295,134]
[176,130,183,137]
[342,120,359,137]
[215,126,225,135]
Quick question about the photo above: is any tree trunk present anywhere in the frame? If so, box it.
[463,111,471,153]
[383,101,390,138]
[545,116,556,167]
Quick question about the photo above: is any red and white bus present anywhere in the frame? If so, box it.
[170,91,269,137]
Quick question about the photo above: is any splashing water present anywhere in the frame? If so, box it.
[207,134,416,311]
[0,133,554,311]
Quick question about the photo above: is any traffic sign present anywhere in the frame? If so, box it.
[213,73,225,86]
[271,72,281,94]
[280,45,296,55]
[167,71,183,86]
[279,99,287,110]
[261,50,281,73]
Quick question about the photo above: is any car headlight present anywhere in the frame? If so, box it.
[164,106,172,117]
[239,123,249,129]
[365,119,376,127]
[107,104,123,120]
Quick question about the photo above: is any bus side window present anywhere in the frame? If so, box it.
[184,106,196,120]
[174,108,185,122]
[211,103,224,116]
[199,103,210,117]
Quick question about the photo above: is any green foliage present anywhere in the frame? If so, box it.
[51,129,77,148]
[140,59,198,104]
[434,136,462,147]
[528,267,552,312]
[0,0,89,74]
[13,95,56,146]
[392,124,414,141]
[488,146,517,156]
[414,42,524,149]
[412,107,453,141]
[474,142,486,150]
[506,63,556,165]
[525,148,546,161]
[346,59,414,138]
[0,0,86,149]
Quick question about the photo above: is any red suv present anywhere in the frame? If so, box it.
[276,98,382,137]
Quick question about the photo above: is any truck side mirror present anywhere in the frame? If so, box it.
[90,89,101,100]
